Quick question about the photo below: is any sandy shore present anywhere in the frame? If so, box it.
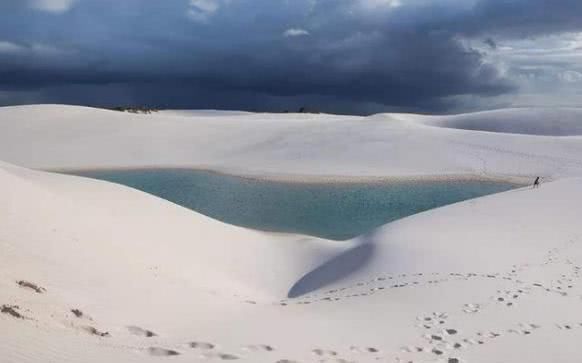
[52,165,531,186]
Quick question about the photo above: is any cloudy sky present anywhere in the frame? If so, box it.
[1,0,581,114]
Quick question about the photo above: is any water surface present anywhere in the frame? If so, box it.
[69,169,517,240]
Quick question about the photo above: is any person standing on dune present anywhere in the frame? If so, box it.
[533,176,541,188]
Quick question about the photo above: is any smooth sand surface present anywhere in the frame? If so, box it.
[2,105,582,362]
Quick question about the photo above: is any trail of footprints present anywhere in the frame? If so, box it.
[396,238,582,363]
[399,308,549,362]
[398,312,580,363]
[275,270,538,307]
[292,239,581,307]
[271,238,582,308]
[143,338,381,361]
[250,239,578,362]
[1,285,376,363]
[5,238,582,362]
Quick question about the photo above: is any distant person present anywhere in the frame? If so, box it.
[533,176,541,188]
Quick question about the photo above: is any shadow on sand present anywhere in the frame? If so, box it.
[287,233,377,298]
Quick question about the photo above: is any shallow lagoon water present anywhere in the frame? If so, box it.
[69,169,518,240]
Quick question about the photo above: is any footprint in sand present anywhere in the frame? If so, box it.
[398,353,463,363]
[70,308,91,320]
[492,288,529,307]
[423,333,447,345]
[507,328,533,336]
[400,346,424,353]
[190,342,216,350]
[127,325,157,337]
[503,322,541,336]
[463,326,517,347]
[416,312,448,329]
[312,348,338,357]
[16,280,46,294]
[462,338,485,346]
[82,326,110,337]
[555,323,576,330]
[443,328,459,337]
[147,347,181,357]
[462,303,481,314]
[242,344,274,352]
[520,323,541,330]
[475,331,502,340]
[1,304,25,319]
[349,345,380,354]
[217,353,239,360]
[450,341,466,350]
[431,347,445,356]
[200,352,239,360]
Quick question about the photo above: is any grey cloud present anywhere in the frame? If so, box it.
[0,0,581,113]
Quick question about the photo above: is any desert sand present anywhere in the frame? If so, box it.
[1,105,582,363]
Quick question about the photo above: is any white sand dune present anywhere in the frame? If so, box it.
[159,109,254,117]
[2,104,582,181]
[416,108,582,136]
[2,105,582,362]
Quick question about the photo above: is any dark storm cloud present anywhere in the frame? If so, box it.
[0,0,581,113]
[483,38,497,49]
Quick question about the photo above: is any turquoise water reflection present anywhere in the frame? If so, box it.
[69,169,517,240]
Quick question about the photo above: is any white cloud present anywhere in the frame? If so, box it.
[560,70,582,83]
[188,0,221,23]
[283,28,310,37]
[29,0,77,14]
[0,41,73,61]
[0,41,25,54]
[473,32,582,108]
[30,43,69,57]
[357,0,402,10]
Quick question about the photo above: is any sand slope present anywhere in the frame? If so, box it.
[3,161,582,363]
[1,105,582,180]
[420,108,582,136]
[2,105,582,362]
